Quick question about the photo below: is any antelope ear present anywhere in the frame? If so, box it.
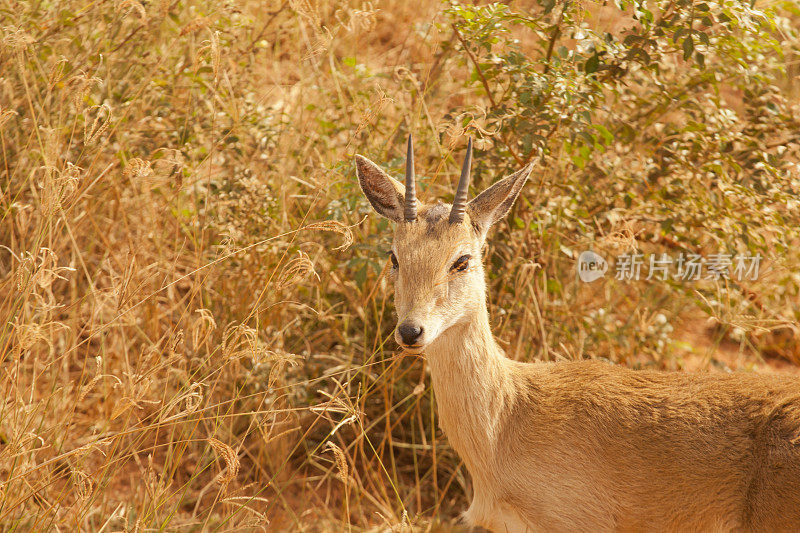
[355,155,406,222]
[467,162,535,234]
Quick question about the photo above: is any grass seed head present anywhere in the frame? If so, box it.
[117,0,148,22]
[208,438,240,487]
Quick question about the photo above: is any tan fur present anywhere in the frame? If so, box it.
[355,154,800,532]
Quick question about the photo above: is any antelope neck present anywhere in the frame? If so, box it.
[424,305,515,479]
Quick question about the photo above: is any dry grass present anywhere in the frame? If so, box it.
[1,0,798,531]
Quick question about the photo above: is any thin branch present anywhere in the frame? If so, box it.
[451,24,531,166]
[451,23,497,107]
[245,2,289,52]
[451,23,524,165]
[544,0,569,74]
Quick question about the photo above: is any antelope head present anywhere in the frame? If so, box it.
[356,136,534,353]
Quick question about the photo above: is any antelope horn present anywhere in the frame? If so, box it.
[449,138,472,224]
[404,134,417,222]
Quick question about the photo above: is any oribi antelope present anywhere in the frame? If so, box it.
[355,137,800,532]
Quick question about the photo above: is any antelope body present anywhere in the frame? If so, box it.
[355,138,800,532]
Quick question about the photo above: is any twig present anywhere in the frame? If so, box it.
[245,2,289,52]
[451,23,496,107]
[543,0,569,74]
[111,24,144,53]
[451,23,524,165]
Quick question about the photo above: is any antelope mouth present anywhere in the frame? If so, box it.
[400,344,425,355]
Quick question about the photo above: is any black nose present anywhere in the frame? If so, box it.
[398,323,423,345]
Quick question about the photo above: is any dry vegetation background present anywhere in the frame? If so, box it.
[1,0,800,530]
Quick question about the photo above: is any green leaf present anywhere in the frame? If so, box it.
[626,47,651,64]
[354,265,367,286]
[585,53,600,73]
[682,37,694,61]
[594,124,614,145]
[673,27,689,43]
[578,131,595,146]
[695,52,705,69]
[571,153,587,169]
[623,34,643,46]
[546,279,562,294]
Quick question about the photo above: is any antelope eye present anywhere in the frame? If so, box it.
[389,251,399,269]
[451,254,471,273]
